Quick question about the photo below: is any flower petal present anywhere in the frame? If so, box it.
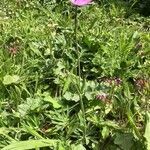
[70,0,92,6]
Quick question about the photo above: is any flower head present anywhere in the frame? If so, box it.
[96,93,108,102]
[134,78,148,90]
[9,47,18,55]
[70,0,92,6]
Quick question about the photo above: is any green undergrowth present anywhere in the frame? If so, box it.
[0,0,150,149]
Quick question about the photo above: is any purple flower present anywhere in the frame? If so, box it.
[134,78,147,90]
[96,93,108,102]
[70,0,92,6]
[114,77,122,86]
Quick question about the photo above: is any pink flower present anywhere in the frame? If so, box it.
[9,47,18,55]
[96,93,108,101]
[70,0,92,6]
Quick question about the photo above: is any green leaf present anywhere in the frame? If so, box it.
[44,95,61,109]
[54,61,65,75]
[18,97,42,117]
[0,128,16,142]
[71,144,86,150]
[23,125,44,139]
[72,94,80,102]
[102,126,109,139]
[144,112,150,150]
[63,92,79,102]
[3,75,20,85]
[2,139,59,150]
[62,75,71,94]
[63,91,72,100]
[132,31,139,39]
[27,97,41,110]
[29,42,44,58]
[99,121,120,129]
[114,133,135,150]
[85,92,92,100]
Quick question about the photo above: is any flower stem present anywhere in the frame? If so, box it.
[74,6,86,142]
[74,6,77,51]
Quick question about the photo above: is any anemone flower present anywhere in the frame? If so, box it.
[70,0,92,6]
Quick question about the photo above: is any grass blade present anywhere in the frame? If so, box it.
[2,139,59,150]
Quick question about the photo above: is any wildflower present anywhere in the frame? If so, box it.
[114,77,122,86]
[70,0,92,6]
[96,93,109,102]
[9,47,18,55]
[6,38,20,55]
[134,78,148,90]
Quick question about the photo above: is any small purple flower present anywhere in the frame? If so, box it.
[134,78,148,90]
[70,0,92,6]
[114,77,122,86]
[9,47,17,55]
[96,93,109,102]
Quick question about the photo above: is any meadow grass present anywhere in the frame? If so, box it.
[0,0,150,149]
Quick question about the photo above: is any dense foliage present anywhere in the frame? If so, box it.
[131,0,150,16]
[0,0,150,149]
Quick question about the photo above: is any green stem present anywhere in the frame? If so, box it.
[74,6,86,142]
[74,6,77,51]
[126,111,141,139]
